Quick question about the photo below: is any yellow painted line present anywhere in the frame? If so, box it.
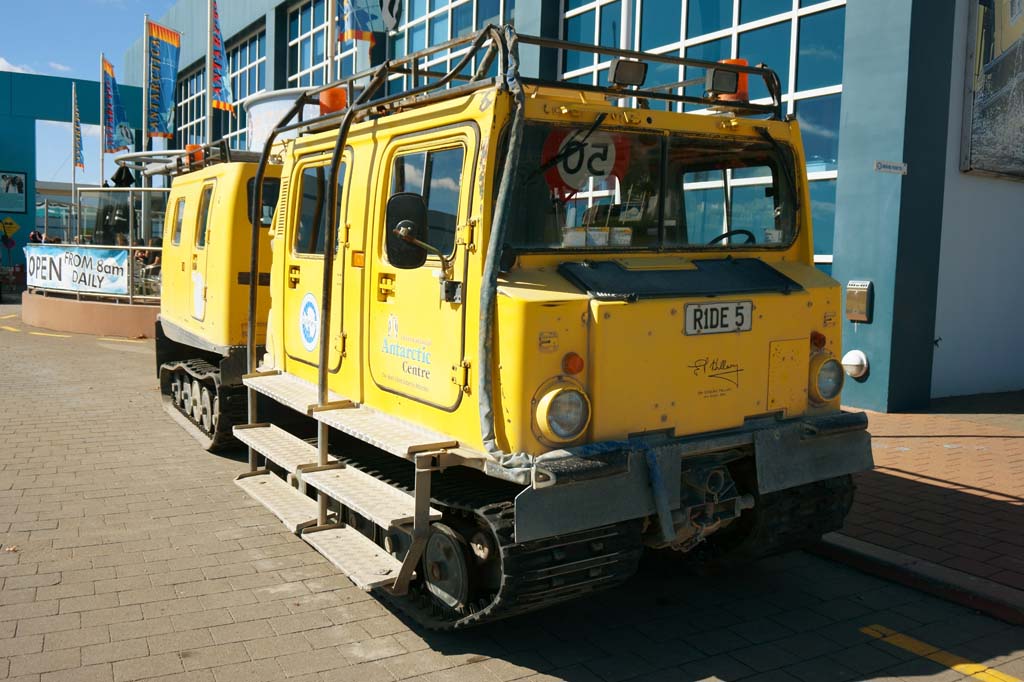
[97,337,145,344]
[1,325,19,332]
[862,625,1021,682]
[0,314,16,320]
[29,331,71,338]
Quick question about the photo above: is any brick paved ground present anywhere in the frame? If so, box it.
[840,397,1024,592]
[1,302,1022,682]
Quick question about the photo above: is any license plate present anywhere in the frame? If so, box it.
[684,301,753,335]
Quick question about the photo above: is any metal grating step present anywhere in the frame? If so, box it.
[302,466,441,528]
[233,424,318,475]
[315,403,483,462]
[235,473,317,534]
[303,525,403,590]
[243,372,347,416]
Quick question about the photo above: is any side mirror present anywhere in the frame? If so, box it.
[385,192,429,269]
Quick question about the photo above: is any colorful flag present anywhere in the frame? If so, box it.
[101,58,134,153]
[72,87,84,170]
[146,20,181,139]
[210,0,234,113]
[339,0,385,45]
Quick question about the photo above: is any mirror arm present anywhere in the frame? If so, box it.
[392,227,455,278]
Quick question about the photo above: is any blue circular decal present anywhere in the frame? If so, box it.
[299,292,319,352]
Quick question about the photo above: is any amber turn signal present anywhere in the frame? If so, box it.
[562,352,585,375]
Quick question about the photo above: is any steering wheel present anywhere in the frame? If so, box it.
[707,229,756,246]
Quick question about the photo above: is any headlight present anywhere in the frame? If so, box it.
[536,387,591,443]
[810,356,844,403]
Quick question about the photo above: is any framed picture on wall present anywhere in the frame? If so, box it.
[0,171,27,213]
[960,0,1024,180]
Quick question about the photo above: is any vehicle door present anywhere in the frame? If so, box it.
[368,128,476,411]
[281,156,348,380]
[163,194,186,320]
[190,181,215,322]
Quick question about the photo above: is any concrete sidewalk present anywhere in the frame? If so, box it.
[819,392,1024,624]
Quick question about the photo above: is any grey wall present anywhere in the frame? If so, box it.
[931,0,1024,398]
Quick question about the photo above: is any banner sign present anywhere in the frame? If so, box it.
[25,245,129,295]
[339,0,386,44]
[147,21,181,139]
[73,88,84,170]
[102,58,134,153]
[210,0,234,113]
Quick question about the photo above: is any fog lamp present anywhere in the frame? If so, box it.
[810,356,844,403]
[537,387,591,443]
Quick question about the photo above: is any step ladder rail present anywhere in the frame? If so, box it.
[241,371,282,474]
[390,451,439,596]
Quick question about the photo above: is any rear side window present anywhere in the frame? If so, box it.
[294,164,346,255]
[391,147,465,257]
[171,197,185,245]
[196,185,214,249]
[246,177,281,227]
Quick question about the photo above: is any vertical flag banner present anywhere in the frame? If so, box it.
[210,0,234,113]
[146,21,181,139]
[102,58,134,153]
[339,0,385,45]
[73,87,84,170]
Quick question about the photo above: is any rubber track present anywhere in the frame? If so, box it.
[329,446,644,630]
[159,359,246,451]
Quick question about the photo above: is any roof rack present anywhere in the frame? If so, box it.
[114,139,262,177]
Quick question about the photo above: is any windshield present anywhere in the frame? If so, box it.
[506,121,797,251]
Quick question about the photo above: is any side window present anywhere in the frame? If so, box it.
[294,164,346,255]
[171,197,185,245]
[391,146,465,256]
[196,185,214,249]
[246,177,281,227]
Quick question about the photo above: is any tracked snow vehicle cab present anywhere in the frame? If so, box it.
[150,143,282,450]
[231,26,873,629]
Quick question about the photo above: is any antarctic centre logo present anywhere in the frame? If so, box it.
[382,313,432,380]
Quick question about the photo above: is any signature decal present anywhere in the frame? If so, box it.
[687,357,744,387]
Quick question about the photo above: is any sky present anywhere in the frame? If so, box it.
[0,0,176,186]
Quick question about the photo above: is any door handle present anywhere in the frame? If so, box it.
[377,273,395,301]
[191,254,198,271]
[288,265,301,289]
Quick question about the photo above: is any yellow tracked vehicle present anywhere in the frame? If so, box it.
[153,145,281,450]
[165,26,872,629]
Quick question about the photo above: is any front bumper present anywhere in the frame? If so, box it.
[514,410,873,543]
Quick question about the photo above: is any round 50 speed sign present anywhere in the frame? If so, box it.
[542,129,630,195]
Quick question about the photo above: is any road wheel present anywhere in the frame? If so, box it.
[423,523,472,610]
[199,386,214,433]
[190,379,202,421]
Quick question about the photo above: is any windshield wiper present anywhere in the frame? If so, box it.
[529,113,609,181]
[755,127,799,212]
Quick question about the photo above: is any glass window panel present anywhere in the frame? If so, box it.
[808,179,836,255]
[301,4,311,33]
[430,0,446,9]
[312,68,324,86]
[566,0,590,9]
[640,0,681,51]
[313,29,325,64]
[731,183,777,243]
[600,1,621,49]
[796,94,841,172]
[738,22,791,100]
[300,39,311,70]
[683,38,729,110]
[425,147,464,255]
[410,23,426,52]
[390,33,406,58]
[740,0,790,25]
[259,33,266,57]
[196,186,214,249]
[683,184,726,244]
[687,0,732,37]
[645,57,681,112]
[453,3,473,36]
[288,43,298,74]
[564,12,595,71]
[289,11,299,40]
[171,198,185,245]
[797,8,845,91]
[249,68,257,94]
[478,0,500,27]
[314,0,325,24]
[430,15,447,46]
[392,153,426,195]
[249,38,257,62]
[411,0,427,20]
[504,0,516,22]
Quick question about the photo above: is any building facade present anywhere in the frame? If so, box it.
[118,0,1024,411]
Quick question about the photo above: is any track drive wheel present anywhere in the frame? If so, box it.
[423,523,473,610]
[199,386,214,433]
